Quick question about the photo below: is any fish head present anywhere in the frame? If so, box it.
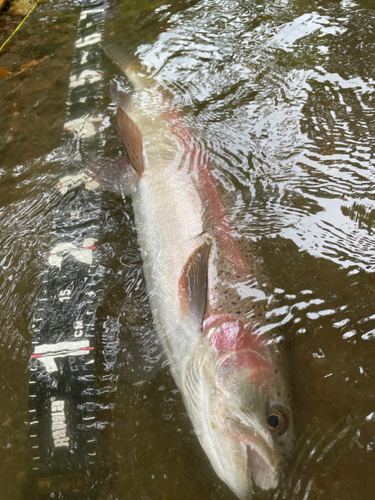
[188,316,294,500]
[214,349,294,490]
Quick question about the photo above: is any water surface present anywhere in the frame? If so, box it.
[1,0,375,498]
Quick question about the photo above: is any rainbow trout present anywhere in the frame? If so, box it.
[110,67,294,499]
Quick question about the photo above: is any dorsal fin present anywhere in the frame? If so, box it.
[179,240,212,327]
[117,106,145,177]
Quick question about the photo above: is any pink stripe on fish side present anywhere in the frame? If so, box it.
[166,106,248,277]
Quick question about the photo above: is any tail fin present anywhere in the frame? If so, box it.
[105,43,149,90]
[110,78,131,110]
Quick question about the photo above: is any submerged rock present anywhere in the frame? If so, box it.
[0,0,46,17]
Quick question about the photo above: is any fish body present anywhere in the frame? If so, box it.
[111,67,294,499]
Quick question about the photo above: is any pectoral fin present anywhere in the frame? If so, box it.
[179,240,212,328]
[117,106,145,178]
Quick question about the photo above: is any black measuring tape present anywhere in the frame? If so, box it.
[28,0,110,494]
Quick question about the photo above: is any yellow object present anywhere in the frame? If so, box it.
[0,0,41,52]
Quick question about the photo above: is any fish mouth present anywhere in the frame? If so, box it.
[226,418,280,491]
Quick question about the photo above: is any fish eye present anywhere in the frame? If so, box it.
[267,408,285,433]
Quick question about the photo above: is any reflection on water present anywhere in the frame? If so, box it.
[1,0,375,498]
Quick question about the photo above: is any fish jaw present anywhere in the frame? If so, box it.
[226,418,280,491]
[182,316,294,499]
[182,349,254,500]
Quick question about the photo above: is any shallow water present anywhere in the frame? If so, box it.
[1,0,375,498]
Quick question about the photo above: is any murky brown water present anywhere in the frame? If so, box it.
[1,0,375,498]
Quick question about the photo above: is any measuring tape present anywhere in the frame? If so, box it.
[28,0,110,493]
